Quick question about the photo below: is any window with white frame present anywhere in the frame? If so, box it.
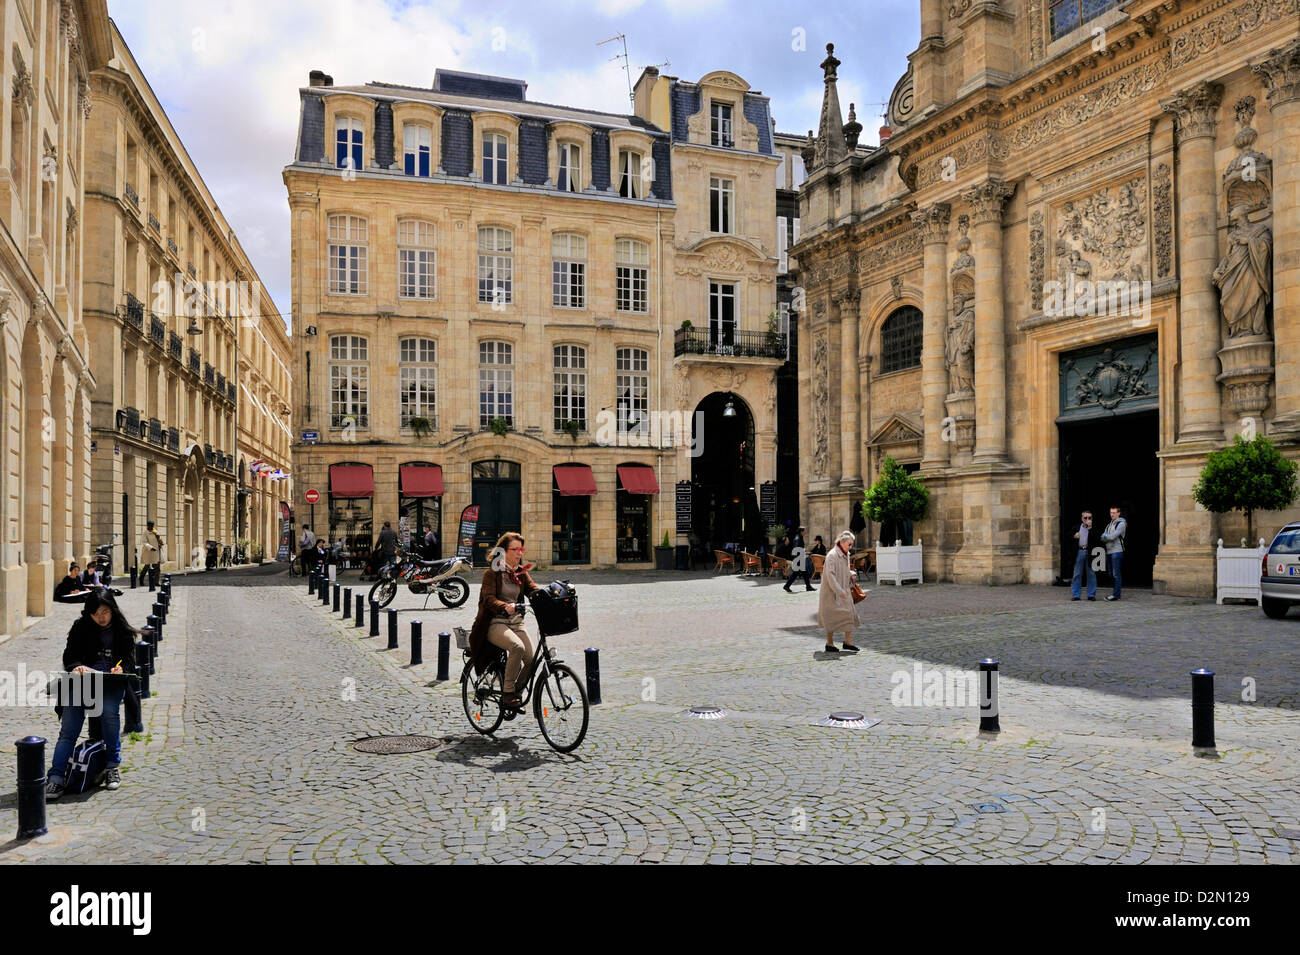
[615,238,649,313]
[399,337,437,428]
[553,345,587,431]
[329,335,369,428]
[558,142,581,192]
[711,102,734,148]
[482,133,509,184]
[615,347,649,434]
[477,227,513,305]
[327,215,368,295]
[403,124,432,177]
[398,219,436,299]
[479,341,514,427]
[551,233,586,309]
[709,282,736,351]
[335,117,364,172]
[710,177,734,233]
[617,149,643,199]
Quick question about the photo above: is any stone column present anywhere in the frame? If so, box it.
[964,179,1015,464]
[1253,41,1300,434]
[837,288,862,486]
[911,203,950,469]
[920,0,944,40]
[1160,81,1225,443]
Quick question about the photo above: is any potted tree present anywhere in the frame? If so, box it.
[1192,434,1298,604]
[654,530,674,571]
[861,455,929,585]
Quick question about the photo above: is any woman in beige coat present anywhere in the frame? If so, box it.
[817,531,860,653]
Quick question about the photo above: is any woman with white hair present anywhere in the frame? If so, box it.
[817,530,860,653]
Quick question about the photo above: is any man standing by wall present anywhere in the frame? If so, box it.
[376,522,399,563]
[139,522,163,588]
[1070,510,1097,601]
[1102,506,1127,601]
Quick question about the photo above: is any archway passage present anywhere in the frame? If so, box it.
[690,392,759,550]
[1058,410,1158,587]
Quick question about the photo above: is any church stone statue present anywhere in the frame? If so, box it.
[946,292,975,393]
[1213,204,1272,339]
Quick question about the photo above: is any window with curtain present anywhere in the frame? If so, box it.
[399,337,437,428]
[615,238,649,313]
[558,142,581,192]
[329,335,369,428]
[551,233,586,308]
[327,215,368,294]
[618,149,643,199]
[710,102,734,147]
[477,227,513,304]
[398,218,436,299]
[553,345,587,432]
[478,341,513,427]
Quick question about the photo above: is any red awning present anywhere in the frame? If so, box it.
[553,465,597,496]
[400,464,444,497]
[617,465,660,495]
[329,464,374,498]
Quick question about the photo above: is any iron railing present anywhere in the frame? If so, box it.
[673,326,788,360]
[167,427,180,452]
[148,314,166,346]
[204,363,215,386]
[167,237,179,256]
[188,348,201,376]
[168,331,183,360]
[148,213,160,232]
[123,183,139,208]
[123,293,144,332]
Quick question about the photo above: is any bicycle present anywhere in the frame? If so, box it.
[459,582,588,753]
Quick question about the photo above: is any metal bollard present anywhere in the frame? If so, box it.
[135,642,151,699]
[369,601,379,637]
[437,631,450,681]
[584,647,602,705]
[343,587,352,619]
[129,565,138,589]
[978,658,1000,733]
[152,601,166,626]
[332,583,340,613]
[321,577,331,606]
[355,598,364,629]
[146,635,157,676]
[1191,668,1216,754]
[410,620,423,666]
[148,568,156,592]
[308,573,317,596]
[387,609,398,650]
[15,736,48,840]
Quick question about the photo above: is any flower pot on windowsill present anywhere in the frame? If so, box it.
[654,546,673,570]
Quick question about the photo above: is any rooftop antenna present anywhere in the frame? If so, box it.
[597,33,634,109]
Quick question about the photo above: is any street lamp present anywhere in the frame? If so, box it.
[722,395,736,418]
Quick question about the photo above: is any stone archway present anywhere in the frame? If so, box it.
[20,321,50,610]
[689,391,760,549]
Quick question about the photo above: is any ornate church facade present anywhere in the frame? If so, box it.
[793,0,1299,595]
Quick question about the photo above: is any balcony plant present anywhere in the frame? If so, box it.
[680,319,693,330]
[489,416,510,437]
[765,310,782,352]
[562,419,583,443]
[408,416,432,439]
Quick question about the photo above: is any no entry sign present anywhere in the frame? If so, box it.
[304,488,320,504]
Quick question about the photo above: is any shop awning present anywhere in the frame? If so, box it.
[329,463,374,498]
[400,464,444,498]
[617,464,660,495]
[553,464,597,496]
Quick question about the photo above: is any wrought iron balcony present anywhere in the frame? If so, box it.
[168,331,183,360]
[167,427,180,452]
[204,443,213,464]
[123,293,144,332]
[123,183,139,209]
[189,348,201,376]
[187,262,197,279]
[216,371,226,394]
[204,363,215,386]
[673,326,788,360]
[148,418,163,445]
[167,237,179,256]
[148,314,166,346]
[226,382,237,402]
[148,213,160,232]
[118,407,142,437]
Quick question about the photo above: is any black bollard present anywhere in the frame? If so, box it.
[148,568,156,592]
[978,658,1001,733]
[15,736,48,840]
[308,573,316,596]
[387,610,398,650]
[321,578,331,606]
[332,583,340,613]
[369,601,379,637]
[584,647,602,705]
[129,565,138,589]
[437,631,450,681]
[410,620,423,666]
[152,601,166,626]
[135,642,151,699]
[355,598,364,629]
[343,587,352,618]
[1191,668,1216,753]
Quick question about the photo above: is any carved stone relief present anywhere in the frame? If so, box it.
[945,292,975,395]
[1152,164,1172,279]
[1171,0,1300,70]
[1029,211,1045,311]
[812,334,829,477]
[1052,174,1148,284]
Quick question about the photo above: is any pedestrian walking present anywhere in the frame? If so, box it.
[1069,510,1098,600]
[299,525,316,575]
[1101,505,1127,600]
[817,531,860,653]
[375,521,399,562]
[783,525,815,593]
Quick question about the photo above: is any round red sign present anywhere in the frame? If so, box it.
[304,488,320,504]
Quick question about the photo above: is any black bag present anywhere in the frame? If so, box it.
[529,581,579,637]
[64,739,107,794]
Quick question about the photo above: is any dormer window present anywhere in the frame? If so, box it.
[336,117,364,171]
[618,150,643,199]
[483,133,509,184]
[404,124,431,177]
[558,142,581,192]
[711,103,734,148]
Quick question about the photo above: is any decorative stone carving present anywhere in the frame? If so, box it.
[835,288,861,311]
[946,292,975,395]
[65,201,77,234]
[79,80,92,119]
[1070,347,1155,412]
[812,334,829,476]
[701,244,747,273]
[1172,0,1300,70]
[1252,37,1300,110]
[1029,211,1045,311]
[915,132,1009,189]
[950,215,974,275]
[12,56,34,108]
[706,367,748,393]
[962,179,1014,225]
[1052,175,1148,283]
[890,275,904,300]
[813,299,826,321]
[1039,140,1147,198]
[887,66,914,129]
[800,130,816,171]
[1215,207,1272,339]
[813,45,848,170]
[910,203,951,246]
[842,103,862,151]
[1152,164,1172,279]
[1160,81,1224,145]
[674,368,691,410]
[948,0,973,18]
[860,233,922,273]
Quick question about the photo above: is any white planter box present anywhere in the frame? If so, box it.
[876,538,923,586]
[1215,538,1266,604]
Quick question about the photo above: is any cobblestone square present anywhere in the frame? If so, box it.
[1,568,1297,864]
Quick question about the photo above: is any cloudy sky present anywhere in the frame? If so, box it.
[109,0,920,328]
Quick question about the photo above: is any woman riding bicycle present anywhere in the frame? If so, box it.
[468,532,539,710]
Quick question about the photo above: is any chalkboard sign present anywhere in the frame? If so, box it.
[760,481,777,525]
[276,503,293,561]
[456,505,479,561]
[675,481,693,534]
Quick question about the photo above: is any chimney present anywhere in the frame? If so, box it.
[878,124,892,142]
[309,70,333,88]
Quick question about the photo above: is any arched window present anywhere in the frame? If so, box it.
[552,233,586,308]
[399,337,437,429]
[335,116,364,171]
[880,306,922,374]
[403,123,432,177]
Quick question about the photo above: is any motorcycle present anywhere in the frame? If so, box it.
[367,550,470,609]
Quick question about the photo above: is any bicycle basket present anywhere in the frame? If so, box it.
[453,626,470,650]
[529,581,578,636]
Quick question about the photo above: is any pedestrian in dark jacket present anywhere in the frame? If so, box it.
[783,526,815,593]
[54,563,92,603]
[376,522,399,561]
[46,591,142,798]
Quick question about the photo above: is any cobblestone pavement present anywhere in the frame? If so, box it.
[1,568,1298,864]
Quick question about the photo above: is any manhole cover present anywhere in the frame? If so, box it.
[812,712,881,729]
[970,802,1008,814]
[684,705,726,719]
[352,735,447,755]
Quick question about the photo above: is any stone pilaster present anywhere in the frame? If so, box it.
[1161,81,1225,444]
[912,203,951,470]
[1252,41,1300,435]
[836,288,862,486]
[963,178,1015,464]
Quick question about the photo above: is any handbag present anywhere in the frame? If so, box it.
[851,583,867,603]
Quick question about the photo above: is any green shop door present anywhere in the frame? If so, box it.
[471,460,521,567]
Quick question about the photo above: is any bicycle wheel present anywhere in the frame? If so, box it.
[437,576,469,608]
[369,579,397,609]
[462,662,504,734]
[533,662,588,753]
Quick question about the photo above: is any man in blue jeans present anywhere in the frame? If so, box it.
[1101,505,1127,600]
[1070,510,1098,600]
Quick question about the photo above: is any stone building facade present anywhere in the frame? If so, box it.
[793,0,1300,595]
[83,21,284,577]
[236,303,293,562]
[0,0,110,637]
[285,67,780,568]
